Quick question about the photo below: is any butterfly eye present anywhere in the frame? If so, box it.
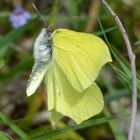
[46,27,53,36]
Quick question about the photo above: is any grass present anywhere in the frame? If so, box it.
[0,0,140,140]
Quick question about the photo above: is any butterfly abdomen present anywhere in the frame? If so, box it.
[34,27,53,62]
[26,27,54,96]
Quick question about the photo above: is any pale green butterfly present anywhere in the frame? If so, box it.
[26,4,112,123]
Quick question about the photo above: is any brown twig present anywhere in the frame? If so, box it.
[85,0,99,32]
[100,1,137,140]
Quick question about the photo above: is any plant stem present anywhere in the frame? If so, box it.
[100,1,137,140]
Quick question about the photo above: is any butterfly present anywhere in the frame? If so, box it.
[26,27,112,124]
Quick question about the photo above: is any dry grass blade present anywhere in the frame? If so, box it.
[100,1,137,140]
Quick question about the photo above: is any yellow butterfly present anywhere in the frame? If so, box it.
[26,27,112,124]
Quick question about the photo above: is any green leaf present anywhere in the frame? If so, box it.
[64,0,81,29]
[48,0,60,26]
[0,112,28,140]
[0,132,11,140]
[0,18,35,49]
[0,59,33,81]
[30,115,128,140]
[104,89,130,103]
[104,107,126,140]
[0,58,5,69]
[97,15,140,96]
[94,26,117,36]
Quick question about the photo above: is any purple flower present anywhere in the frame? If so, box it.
[9,6,31,28]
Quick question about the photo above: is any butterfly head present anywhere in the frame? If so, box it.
[46,26,54,37]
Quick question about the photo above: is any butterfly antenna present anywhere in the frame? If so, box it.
[32,3,48,27]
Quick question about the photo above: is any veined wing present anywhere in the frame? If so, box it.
[53,63,104,124]
[45,63,63,122]
[52,29,112,92]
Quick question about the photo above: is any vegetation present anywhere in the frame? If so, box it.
[0,0,140,140]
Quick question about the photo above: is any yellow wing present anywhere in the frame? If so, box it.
[52,29,112,92]
[46,63,103,124]
[45,63,63,122]
[45,63,55,111]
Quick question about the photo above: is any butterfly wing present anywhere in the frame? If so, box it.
[52,29,112,92]
[50,63,104,124]
[45,63,64,122]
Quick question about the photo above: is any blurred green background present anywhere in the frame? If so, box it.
[0,0,140,140]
